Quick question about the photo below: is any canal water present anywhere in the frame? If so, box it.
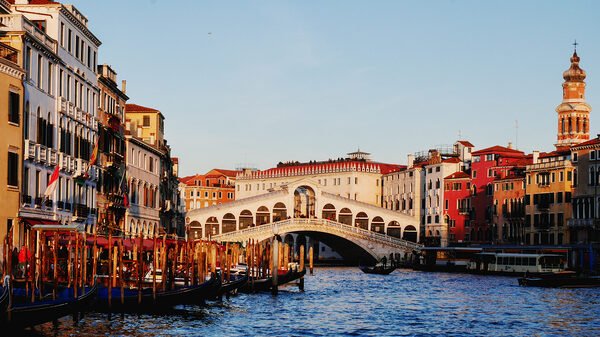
[20,268,600,337]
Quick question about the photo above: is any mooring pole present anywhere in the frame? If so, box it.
[271,237,279,295]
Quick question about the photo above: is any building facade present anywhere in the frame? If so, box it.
[181,169,237,211]
[492,165,528,244]
[443,171,471,243]
[236,151,403,210]
[0,37,24,254]
[569,137,600,243]
[96,64,128,235]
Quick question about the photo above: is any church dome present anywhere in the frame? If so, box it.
[563,52,586,82]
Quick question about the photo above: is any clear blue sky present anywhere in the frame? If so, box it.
[74,0,600,176]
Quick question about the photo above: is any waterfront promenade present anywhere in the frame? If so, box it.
[20,267,600,337]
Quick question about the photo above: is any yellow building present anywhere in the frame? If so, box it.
[524,151,573,245]
[124,103,165,148]
[0,40,24,248]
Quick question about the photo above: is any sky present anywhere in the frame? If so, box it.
[72,0,600,176]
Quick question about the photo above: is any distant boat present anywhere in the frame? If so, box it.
[518,271,600,288]
[359,265,396,275]
[0,277,8,317]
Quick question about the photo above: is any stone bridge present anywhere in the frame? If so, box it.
[185,178,422,261]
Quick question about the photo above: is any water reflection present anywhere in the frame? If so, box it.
[17,268,600,336]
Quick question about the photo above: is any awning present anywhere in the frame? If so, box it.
[32,224,80,232]
[21,217,60,227]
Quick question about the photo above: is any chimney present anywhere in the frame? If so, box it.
[407,154,415,168]
[137,126,142,138]
[507,142,513,149]
[533,150,540,164]
[122,80,127,94]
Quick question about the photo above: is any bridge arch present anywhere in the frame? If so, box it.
[387,221,401,238]
[222,213,236,233]
[371,216,385,234]
[189,220,201,239]
[239,210,253,230]
[356,212,368,230]
[272,202,287,222]
[322,203,336,221]
[339,208,352,226]
[256,206,270,226]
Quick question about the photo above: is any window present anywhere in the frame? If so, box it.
[436,167,440,172]
[7,152,18,187]
[75,35,80,59]
[486,154,494,161]
[573,153,578,162]
[47,61,52,95]
[37,54,43,89]
[488,169,494,177]
[60,22,64,46]
[143,116,150,127]
[472,170,477,178]
[591,151,597,161]
[559,171,564,182]
[8,91,19,124]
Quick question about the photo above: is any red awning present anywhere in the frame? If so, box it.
[21,217,60,228]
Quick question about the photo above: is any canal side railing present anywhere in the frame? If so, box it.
[213,218,423,252]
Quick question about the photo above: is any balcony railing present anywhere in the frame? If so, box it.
[21,194,32,206]
[73,203,89,219]
[0,42,18,63]
[57,201,64,210]
[44,198,53,209]
[568,218,600,228]
[34,197,43,208]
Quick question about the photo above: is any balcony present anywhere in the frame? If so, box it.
[568,218,600,228]
[21,194,32,207]
[0,41,18,64]
[57,201,64,210]
[25,140,36,160]
[49,149,58,166]
[34,197,43,208]
[103,152,123,168]
[536,203,550,212]
[0,15,57,52]
[458,207,471,215]
[73,203,89,219]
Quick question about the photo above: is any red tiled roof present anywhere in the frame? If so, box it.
[444,171,470,180]
[443,157,461,163]
[472,145,524,157]
[457,140,475,147]
[571,138,600,149]
[126,103,159,113]
[7,0,58,4]
[213,169,239,177]
[539,149,570,158]
[247,161,404,178]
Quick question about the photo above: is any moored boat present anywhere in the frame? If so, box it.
[2,278,98,329]
[94,273,221,312]
[518,271,600,288]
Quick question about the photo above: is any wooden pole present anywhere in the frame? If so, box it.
[299,245,305,291]
[152,236,157,300]
[119,237,124,305]
[108,230,112,308]
[137,229,143,305]
[92,234,97,285]
[271,238,278,295]
[82,232,88,288]
[161,235,167,291]
[309,245,314,275]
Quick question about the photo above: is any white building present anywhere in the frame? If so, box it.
[1,1,100,233]
[124,132,161,238]
[236,150,403,210]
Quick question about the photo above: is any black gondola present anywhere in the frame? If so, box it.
[240,268,306,293]
[359,265,397,275]
[216,273,248,298]
[94,273,221,312]
[0,277,9,317]
[518,271,600,288]
[2,278,98,328]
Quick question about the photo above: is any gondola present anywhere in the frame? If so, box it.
[216,273,249,298]
[0,276,9,317]
[94,273,221,312]
[359,265,397,275]
[240,268,306,293]
[2,278,98,328]
[518,271,600,288]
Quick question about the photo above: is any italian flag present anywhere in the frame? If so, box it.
[44,165,60,198]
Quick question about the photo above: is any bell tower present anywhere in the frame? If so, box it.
[556,43,592,149]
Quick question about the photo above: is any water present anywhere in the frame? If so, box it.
[18,268,600,337]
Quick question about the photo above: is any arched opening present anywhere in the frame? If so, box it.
[189,220,201,239]
[371,216,385,234]
[387,221,401,238]
[239,210,253,229]
[322,203,336,221]
[256,206,270,226]
[222,213,236,233]
[272,202,287,222]
[355,212,368,230]
[339,208,352,225]
[293,231,377,265]
[403,225,418,243]
[205,216,219,237]
[294,186,315,218]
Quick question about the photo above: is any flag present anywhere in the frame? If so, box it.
[84,138,100,179]
[44,165,60,198]
[118,165,129,208]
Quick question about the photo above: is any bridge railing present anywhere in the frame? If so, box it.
[213,218,423,251]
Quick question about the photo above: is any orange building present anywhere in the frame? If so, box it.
[180,169,238,211]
